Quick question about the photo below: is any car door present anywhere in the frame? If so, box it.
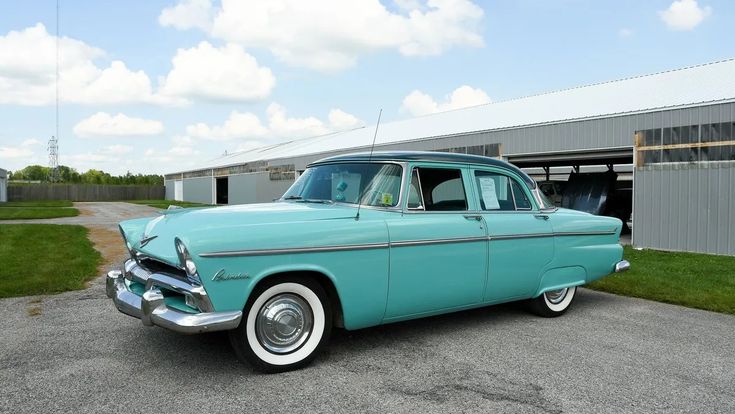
[384,164,488,319]
[471,168,554,302]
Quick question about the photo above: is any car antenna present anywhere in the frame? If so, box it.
[355,108,382,221]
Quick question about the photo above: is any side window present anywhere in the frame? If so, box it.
[474,170,533,211]
[411,167,468,211]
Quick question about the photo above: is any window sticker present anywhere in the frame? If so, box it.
[380,192,394,206]
[478,177,500,210]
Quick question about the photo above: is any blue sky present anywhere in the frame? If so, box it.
[0,0,732,175]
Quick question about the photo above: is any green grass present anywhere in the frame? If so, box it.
[587,246,735,315]
[0,207,79,220]
[126,199,212,209]
[0,224,102,298]
[0,200,73,207]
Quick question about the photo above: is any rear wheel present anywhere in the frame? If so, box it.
[229,277,332,373]
[527,286,577,317]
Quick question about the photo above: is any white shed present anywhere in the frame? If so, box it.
[0,168,7,203]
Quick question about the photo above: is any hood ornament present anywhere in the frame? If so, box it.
[139,235,158,248]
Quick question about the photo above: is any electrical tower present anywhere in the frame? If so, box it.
[48,136,60,182]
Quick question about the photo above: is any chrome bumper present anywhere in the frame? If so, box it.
[614,260,631,273]
[105,261,242,334]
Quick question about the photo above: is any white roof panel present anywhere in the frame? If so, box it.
[179,58,735,173]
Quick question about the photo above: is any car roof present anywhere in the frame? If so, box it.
[310,151,537,188]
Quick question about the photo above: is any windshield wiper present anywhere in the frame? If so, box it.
[281,195,333,204]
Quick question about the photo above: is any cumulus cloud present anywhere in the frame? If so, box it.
[73,112,164,138]
[159,0,213,31]
[400,85,490,116]
[0,24,174,106]
[659,0,712,31]
[160,0,485,72]
[185,103,363,148]
[159,41,276,103]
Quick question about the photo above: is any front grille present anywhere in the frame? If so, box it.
[138,258,188,281]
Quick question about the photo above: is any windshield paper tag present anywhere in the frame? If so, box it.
[381,193,393,205]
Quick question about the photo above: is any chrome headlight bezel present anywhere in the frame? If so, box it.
[175,237,201,285]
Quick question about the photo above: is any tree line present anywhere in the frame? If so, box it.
[8,165,163,185]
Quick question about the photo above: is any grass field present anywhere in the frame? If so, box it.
[0,207,79,220]
[588,246,735,315]
[0,200,73,207]
[0,224,102,298]
[126,199,212,209]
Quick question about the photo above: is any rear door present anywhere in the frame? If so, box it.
[384,164,488,319]
[471,168,554,302]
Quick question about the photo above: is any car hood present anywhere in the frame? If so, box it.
[119,202,360,265]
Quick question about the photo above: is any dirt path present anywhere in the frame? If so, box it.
[1,202,160,274]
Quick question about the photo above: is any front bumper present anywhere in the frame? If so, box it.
[106,260,242,334]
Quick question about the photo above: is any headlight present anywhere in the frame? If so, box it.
[175,238,201,285]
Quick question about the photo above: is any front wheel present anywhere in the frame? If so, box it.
[527,286,577,317]
[229,277,332,373]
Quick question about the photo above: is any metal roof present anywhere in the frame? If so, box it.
[173,58,735,174]
[311,151,536,187]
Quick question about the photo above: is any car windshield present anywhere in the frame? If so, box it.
[282,163,403,207]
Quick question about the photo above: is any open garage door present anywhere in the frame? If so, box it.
[507,147,634,236]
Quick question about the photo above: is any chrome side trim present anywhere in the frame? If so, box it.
[199,242,390,258]
[198,230,617,258]
[390,236,487,247]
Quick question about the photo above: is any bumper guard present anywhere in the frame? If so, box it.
[106,263,242,334]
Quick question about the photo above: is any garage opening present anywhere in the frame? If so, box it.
[216,177,229,205]
[507,147,634,235]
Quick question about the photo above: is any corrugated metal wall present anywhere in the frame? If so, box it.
[270,102,735,170]
[634,163,734,255]
[164,180,175,200]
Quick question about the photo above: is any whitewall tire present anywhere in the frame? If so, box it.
[527,286,577,317]
[229,277,332,372]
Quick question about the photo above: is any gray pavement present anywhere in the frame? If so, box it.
[1,274,734,413]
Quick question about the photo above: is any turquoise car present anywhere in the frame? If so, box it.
[107,151,629,372]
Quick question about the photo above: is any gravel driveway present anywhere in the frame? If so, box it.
[1,203,733,413]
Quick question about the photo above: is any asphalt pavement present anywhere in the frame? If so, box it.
[1,273,733,413]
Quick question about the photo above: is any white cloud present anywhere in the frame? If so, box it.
[159,0,213,31]
[161,0,485,72]
[73,112,164,138]
[659,0,711,31]
[400,85,490,116]
[159,41,276,102]
[185,104,362,151]
[0,138,41,160]
[0,24,172,106]
[99,144,133,155]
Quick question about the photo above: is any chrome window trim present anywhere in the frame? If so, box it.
[400,164,472,214]
[473,168,537,213]
[406,167,426,211]
[198,230,616,258]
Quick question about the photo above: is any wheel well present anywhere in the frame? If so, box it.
[253,271,344,328]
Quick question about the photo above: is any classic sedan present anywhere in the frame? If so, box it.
[107,151,629,372]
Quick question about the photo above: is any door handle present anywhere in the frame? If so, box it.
[534,214,549,220]
[463,214,482,221]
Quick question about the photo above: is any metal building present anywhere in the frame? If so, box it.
[0,168,7,203]
[166,59,735,255]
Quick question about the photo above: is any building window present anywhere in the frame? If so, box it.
[636,121,735,166]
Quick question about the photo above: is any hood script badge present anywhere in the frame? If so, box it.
[212,269,250,282]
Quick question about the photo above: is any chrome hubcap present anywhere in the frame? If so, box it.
[545,288,568,304]
[256,293,313,354]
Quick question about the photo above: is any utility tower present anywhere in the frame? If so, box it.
[48,136,60,182]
